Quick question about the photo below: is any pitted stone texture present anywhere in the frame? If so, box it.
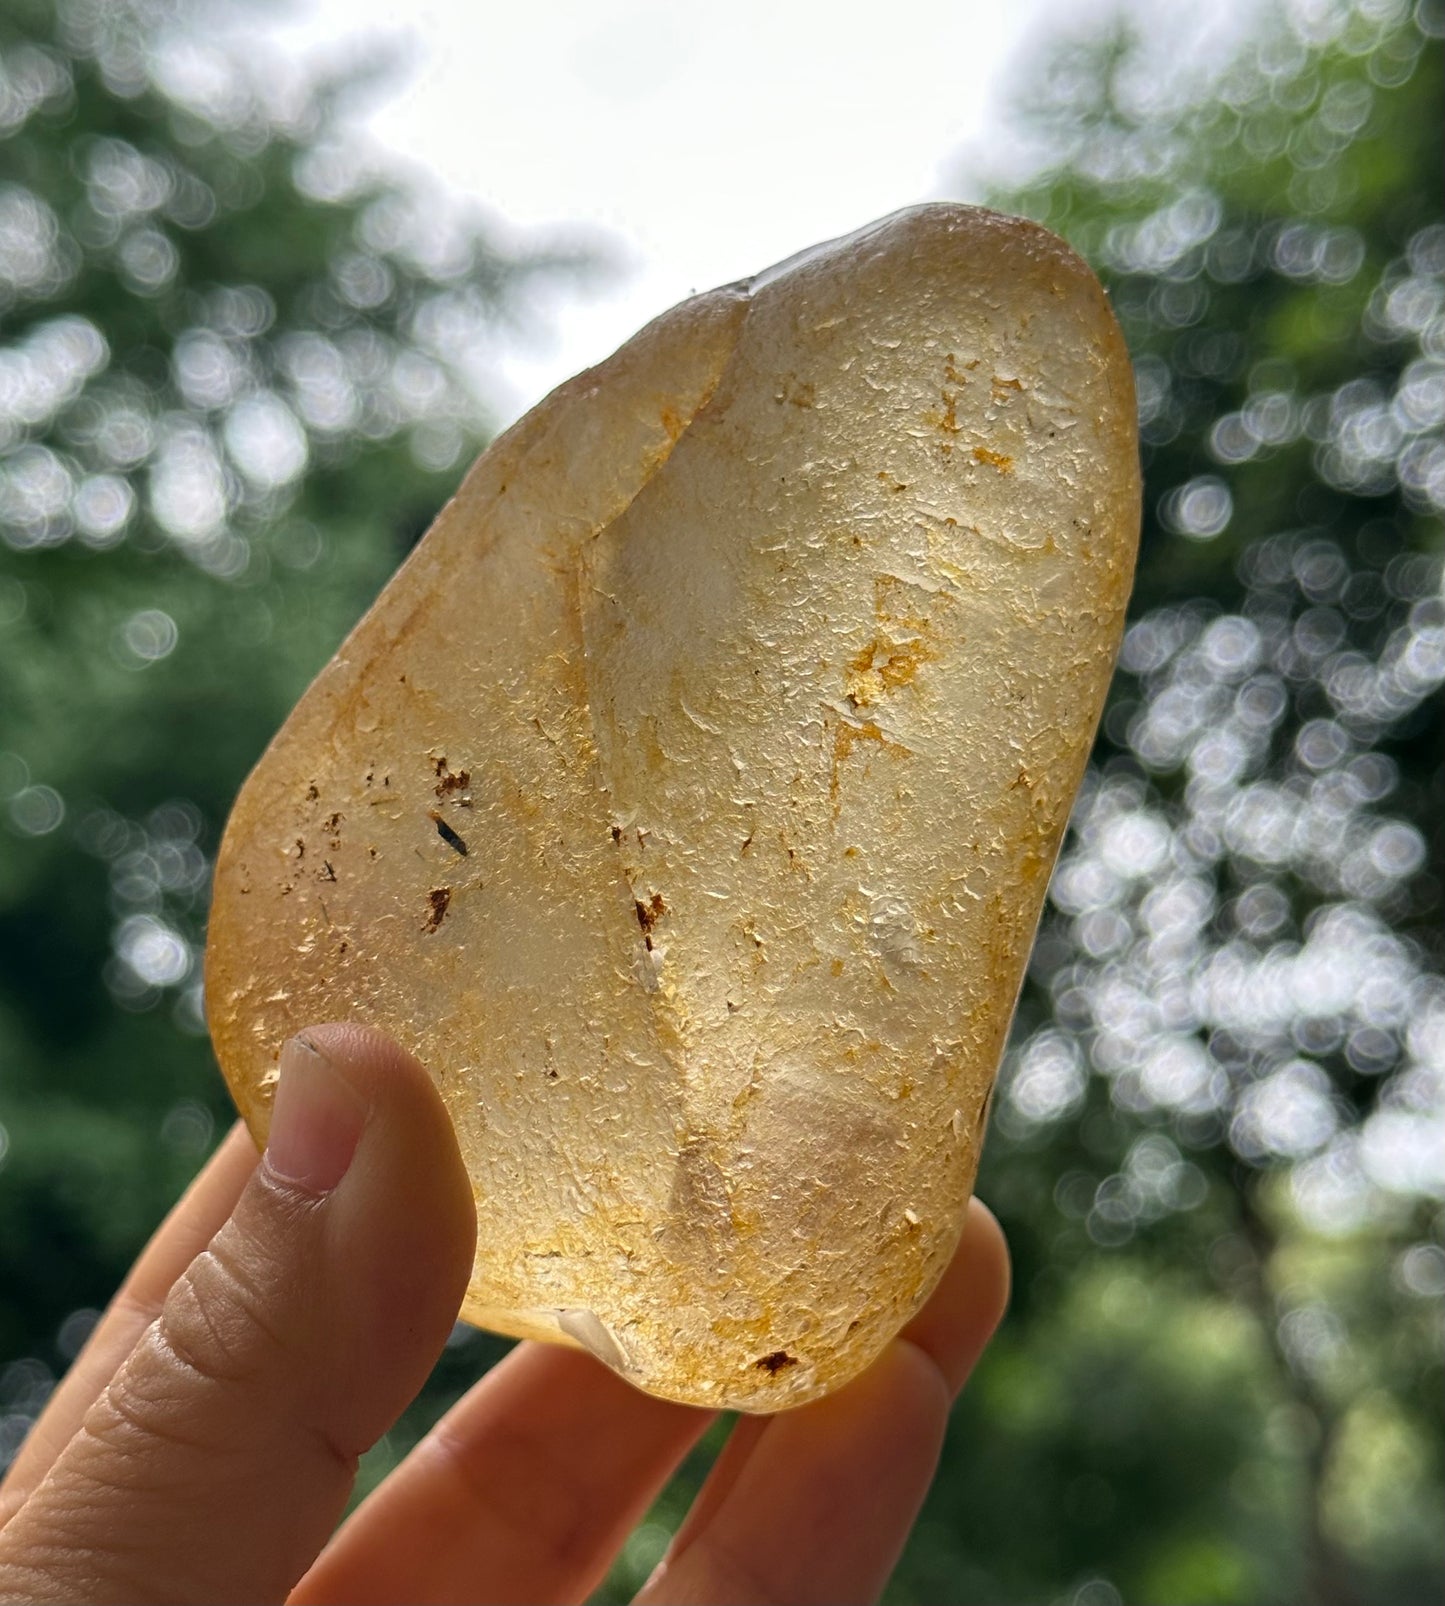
[206,204,1140,1411]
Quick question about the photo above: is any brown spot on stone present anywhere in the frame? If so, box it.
[972,445,1014,473]
[755,1350,798,1374]
[423,887,451,933]
[634,892,666,947]
[434,757,471,796]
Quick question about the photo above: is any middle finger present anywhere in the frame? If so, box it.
[290,1340,714,1606]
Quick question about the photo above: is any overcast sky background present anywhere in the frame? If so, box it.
[257,0,1259,421]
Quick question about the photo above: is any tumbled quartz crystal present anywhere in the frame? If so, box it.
[206,204,1140,1411]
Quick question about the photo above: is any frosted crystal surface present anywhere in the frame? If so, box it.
[206,204,1140,1411]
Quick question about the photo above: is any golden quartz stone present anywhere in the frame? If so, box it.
[206,204,1140,1411]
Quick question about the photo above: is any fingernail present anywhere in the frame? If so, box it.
[266,1034,367,1193]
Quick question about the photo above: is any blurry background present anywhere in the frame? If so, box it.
[1,0,1441,1601]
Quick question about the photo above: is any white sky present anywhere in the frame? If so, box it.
[259,0,1079,420]
[258,0,1257,422]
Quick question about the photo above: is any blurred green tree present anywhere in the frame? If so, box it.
[0,0,592,1420]
[876,3,1443,1604]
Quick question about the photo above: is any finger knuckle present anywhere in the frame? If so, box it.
[100,1182,320,1449]
[159,1231,292,1390]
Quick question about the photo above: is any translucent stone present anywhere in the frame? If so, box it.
[206,204,1140,1410]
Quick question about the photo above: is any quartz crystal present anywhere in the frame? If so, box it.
[206,204,1140,1411]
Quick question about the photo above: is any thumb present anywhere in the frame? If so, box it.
[0,1024,476,1606]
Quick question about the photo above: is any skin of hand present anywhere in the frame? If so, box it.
[0,1024,1010,1606]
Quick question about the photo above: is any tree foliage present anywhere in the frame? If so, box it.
[907,2,1444,1601]
[0,0,588,1409]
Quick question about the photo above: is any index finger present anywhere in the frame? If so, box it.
[0,1123,259,1530]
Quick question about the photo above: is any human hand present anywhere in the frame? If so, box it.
[0,1024,1009,1605]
